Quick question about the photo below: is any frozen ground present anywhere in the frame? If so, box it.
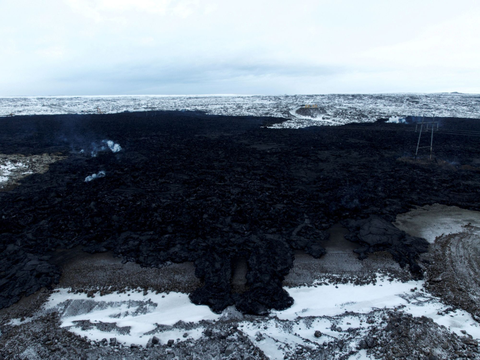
[396,205,480,322]
[0,154,65,191]
[2,205,480,359]
[1,93,480,128]
[6,278,478,358]
[394,204,480,244]
[0,139,120,189]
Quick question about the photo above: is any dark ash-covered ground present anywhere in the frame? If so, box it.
[1,111,480,358]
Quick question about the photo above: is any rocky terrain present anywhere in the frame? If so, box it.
[2,93,480,128]
[0,110,480,358]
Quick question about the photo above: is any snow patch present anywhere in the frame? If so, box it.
[0,161,28,186]
[278,280,480,339]
[38,277,480,349]
[349,349,372,360]
[394,204,480,243]
[386,116,406,123]
[0,161,26,182]
[276,279,420,320]
[43,289,220,346]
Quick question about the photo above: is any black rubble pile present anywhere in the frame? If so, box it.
[0,241,60,308]
[1,111,480,314]
[294,106,327,118]
[366,311,479,359]
[343,216,429,276]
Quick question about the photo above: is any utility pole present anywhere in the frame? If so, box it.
[415,116,438,160]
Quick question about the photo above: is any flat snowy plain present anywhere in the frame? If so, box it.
[1,93,480,128]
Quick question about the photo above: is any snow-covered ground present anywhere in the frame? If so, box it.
[1,93,480,128]
[0,161,28,184]
[39,290,220,347]
[15,275,475,358]
[394,204,480,244]
[0,154,65,190]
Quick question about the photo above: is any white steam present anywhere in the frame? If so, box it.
[85,171,106,182]
[85,140,122,157]
[104,140,122,153]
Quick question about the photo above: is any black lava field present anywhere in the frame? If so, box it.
[1,111,480,315]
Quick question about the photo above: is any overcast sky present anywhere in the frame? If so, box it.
[1,0,480,96]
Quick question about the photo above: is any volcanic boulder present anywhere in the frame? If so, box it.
[344,216,429,276]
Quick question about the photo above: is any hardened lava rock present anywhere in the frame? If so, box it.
[343,216,429,277]
[0,111,479,314]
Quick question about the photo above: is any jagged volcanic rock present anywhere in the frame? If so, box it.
[0,111,480,313]
[343,216,429,276]
[294,107,327,118]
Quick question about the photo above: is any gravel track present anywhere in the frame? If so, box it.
[427,226,480,318]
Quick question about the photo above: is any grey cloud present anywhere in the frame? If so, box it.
[54,60,346,89]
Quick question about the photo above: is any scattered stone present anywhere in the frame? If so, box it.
[224,344,236,356]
